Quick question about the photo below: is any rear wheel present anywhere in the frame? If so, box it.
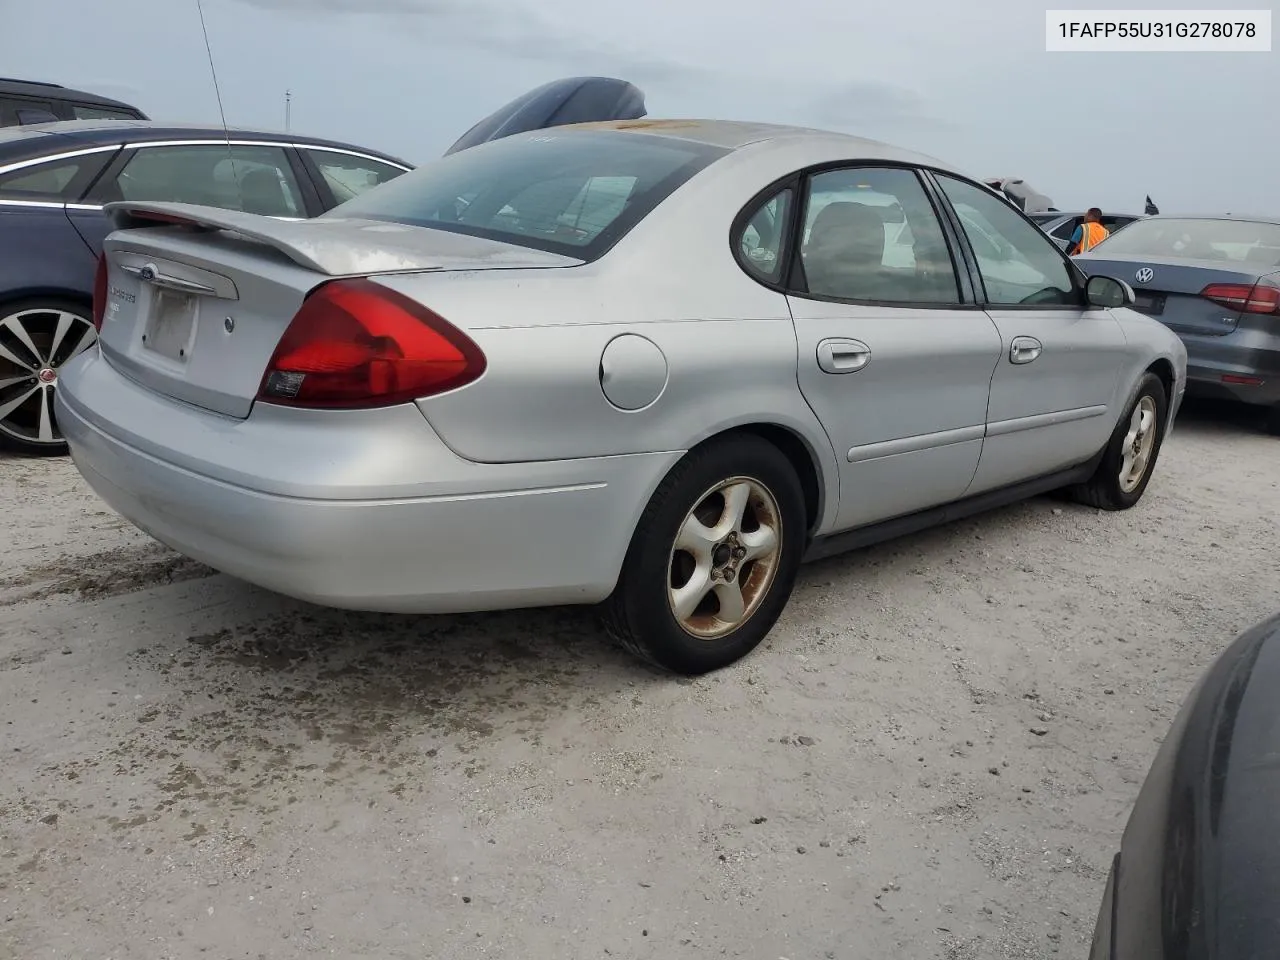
[1266,404,1280,437]
[0,298,97,455]
[600,435,806,674]
[1070,371,1168,510]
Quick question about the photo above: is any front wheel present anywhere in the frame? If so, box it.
[600,435,807,674]
[1069,371,1168,510]
[0,298,98,455]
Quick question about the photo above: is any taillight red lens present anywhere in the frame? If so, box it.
[92,252,108,331]
[256,278,486,409]
[1201,280,1280,314]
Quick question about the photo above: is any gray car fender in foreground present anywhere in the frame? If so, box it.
[1108,307,1189,431]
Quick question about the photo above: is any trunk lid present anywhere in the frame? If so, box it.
[1075,254,1276,337]
[96,202,582,419]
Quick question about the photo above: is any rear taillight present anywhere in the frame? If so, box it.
[92,252,108,331]
[256,278,486,409]
[1201,280,1280,314]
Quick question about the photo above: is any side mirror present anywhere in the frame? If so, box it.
[1086,275,1136,308]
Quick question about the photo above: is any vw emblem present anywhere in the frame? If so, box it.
[139,264,157,282]
[1135,267,1154,284]
[224,316,235,333]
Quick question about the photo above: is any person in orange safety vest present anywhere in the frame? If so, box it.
[1069,208,1109,255]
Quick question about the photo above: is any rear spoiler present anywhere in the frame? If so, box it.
[103,200,432,276]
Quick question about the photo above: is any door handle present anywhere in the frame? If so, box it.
[1009,336,1042,364]
[816,338,871,374]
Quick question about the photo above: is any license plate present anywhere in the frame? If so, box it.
[143,289,197,362]
[1133,292,1164,315]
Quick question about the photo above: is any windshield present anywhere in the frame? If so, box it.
[1094,217,1280,266]
[328,129,726,259]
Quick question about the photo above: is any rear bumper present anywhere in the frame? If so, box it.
[55,349,679,613]
[1186,368,1280,407]
[1182,328,1280,408]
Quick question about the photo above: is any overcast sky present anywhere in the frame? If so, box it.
[2,0,1275,214]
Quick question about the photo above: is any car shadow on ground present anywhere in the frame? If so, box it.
[22,594,673,826]
[1170,396,1272,438]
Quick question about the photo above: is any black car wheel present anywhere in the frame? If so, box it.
[1070,371,1168,510]
[0,298,97,455]
[601,434,806,675]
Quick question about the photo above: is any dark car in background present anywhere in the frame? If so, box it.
[1088,611,1280,959]
[1031,211,1144,251]
[0,120,412,452]
[1075,215,1280,436]
[0,77,147,126]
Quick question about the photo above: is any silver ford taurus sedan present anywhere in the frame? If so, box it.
[56,117,1186,674]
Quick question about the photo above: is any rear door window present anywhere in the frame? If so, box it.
[303,148,407,203]
[1050,219,1079,241]
[94,143,305,216]
[795,166,961,304]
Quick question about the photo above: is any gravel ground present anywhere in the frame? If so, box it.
[1,399,1278,960]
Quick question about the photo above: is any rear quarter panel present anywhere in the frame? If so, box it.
[384,264,836,496]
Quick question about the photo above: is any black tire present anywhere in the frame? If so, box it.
[1266,404,1280,437]
[0,297,96,456]
[600,434,807,674]
[1070,371,1168,510]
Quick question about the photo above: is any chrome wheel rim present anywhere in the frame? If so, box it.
[0,306,96,447]
[1119,395,1158,493]
[667,476,783,641]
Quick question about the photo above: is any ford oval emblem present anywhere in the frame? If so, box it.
[1135,267,1154,284]
[139,264,157,282]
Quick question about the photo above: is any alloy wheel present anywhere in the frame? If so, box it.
[0,305,97,448]
[667,477,783,640]
[1118,395,1158,494]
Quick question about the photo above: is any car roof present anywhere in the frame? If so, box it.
[566,117,955,169]
[0,77,139,111]
[0,119,414,168]
[1141,212,1280,225]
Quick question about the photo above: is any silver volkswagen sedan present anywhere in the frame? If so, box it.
[56,116,1186,674]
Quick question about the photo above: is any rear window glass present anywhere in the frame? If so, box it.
[1095,217,1280,266]
[328,130,727,259]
